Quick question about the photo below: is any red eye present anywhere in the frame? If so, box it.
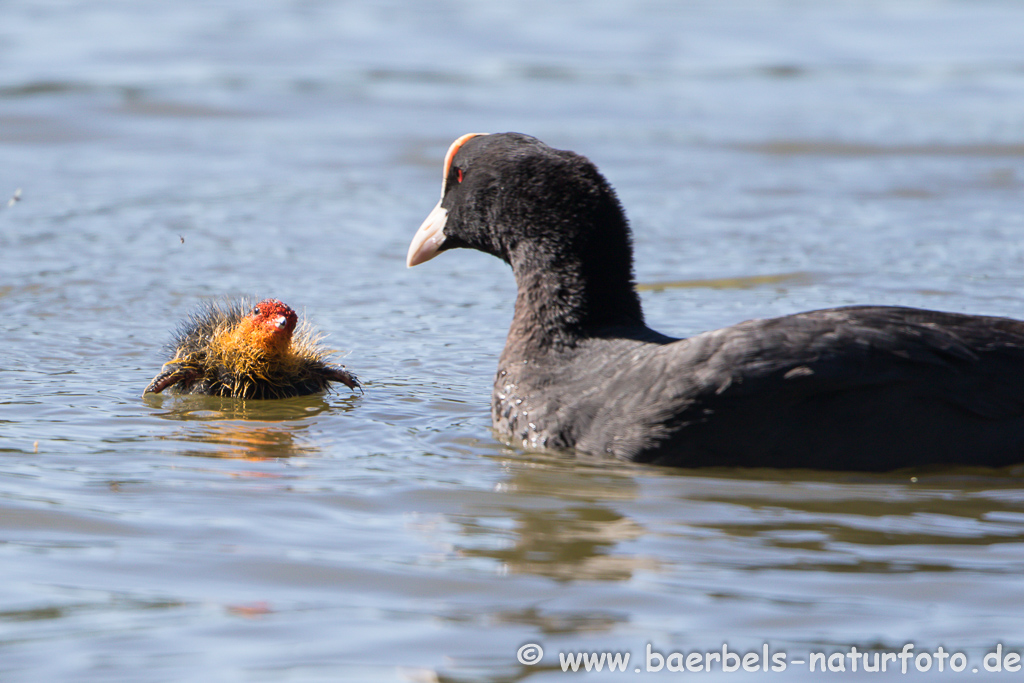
[457,168,464,183]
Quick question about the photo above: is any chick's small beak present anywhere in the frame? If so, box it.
[406,202,448,267]
[273,315,288,330]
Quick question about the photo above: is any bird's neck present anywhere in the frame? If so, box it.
[504,240,645,358]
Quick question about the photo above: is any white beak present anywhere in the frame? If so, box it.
[406,202,448,267]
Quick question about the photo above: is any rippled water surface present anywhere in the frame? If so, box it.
[4,1,1024,680]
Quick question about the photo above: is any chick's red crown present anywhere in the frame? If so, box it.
[249,299,298,335]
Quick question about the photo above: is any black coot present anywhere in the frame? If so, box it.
[407,132,1024,470]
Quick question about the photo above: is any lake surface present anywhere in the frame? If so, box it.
[3,1,1024,680]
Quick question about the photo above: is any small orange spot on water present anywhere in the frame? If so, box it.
[226,601,272,618]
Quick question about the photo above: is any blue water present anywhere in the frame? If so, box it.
[3,1,1024,680]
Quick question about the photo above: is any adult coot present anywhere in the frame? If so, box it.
[407,132,1024,470]
[145,298,359,399]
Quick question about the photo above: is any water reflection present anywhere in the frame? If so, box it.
[456,457,658,582]
[644,467,1024,574]
[0,594,185,624]
[143,391,359,422]
[637,271,812,292]
[144,393,360,459]
[453,456,1024,584]
[162,422,318,460]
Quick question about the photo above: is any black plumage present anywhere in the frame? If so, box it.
[407,132,1024,470]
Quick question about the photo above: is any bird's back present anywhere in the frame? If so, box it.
[498,306,1024,470]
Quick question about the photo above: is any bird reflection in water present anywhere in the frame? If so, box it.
[452,456,658,582]
[147,393,357,460]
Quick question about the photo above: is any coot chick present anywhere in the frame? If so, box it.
[145,298,360,399]
[407,132,1024,471]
